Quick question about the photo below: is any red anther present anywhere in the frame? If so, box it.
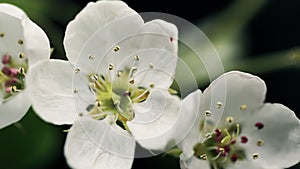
[255,122,264,130]
[2,54,10,64]
[231,154,238,162]
[215,129,222,137]
[231,139,236,144]
[241,136,248,143]
[2,67,11,76]
[10,68,19,76]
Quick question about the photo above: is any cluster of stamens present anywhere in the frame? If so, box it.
[193,102,266,168]
[0,53,27,100]
[75,46,157,131]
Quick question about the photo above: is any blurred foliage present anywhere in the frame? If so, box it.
[0,0,299,169]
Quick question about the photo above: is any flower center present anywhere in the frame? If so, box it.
[0,53,28,101]
[193,117,247,168]
[86,64,150,131]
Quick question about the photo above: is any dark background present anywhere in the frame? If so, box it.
[0,0,299,169]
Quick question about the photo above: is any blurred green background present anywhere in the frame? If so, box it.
[0,0,299,168]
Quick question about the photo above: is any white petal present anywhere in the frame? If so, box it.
[240,103,300,168]
[0,90,30,129]
[65,116,135,169]
[127,89,183,152]
[202,71,266,128]
[0,4,50,65]
[23,18,50,65]
[27,60,76,125]
[64,0,143,66]
[127,90,179,150]
[177,90,202,158]
[180,156,210,169]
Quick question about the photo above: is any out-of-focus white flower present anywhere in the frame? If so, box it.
[28,1,181,169]
[0,3,50,129]
[179,71,300,169]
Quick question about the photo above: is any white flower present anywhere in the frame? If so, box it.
[28,1,182,169]
[0,3,50,128]
[179,71,300,169]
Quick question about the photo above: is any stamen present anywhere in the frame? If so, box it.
[0,32,5,38]
[240,104,247,111]
[205,133,212,139]
[2,54,10,64]
[149,83,155,88]
[18,52,25,59]
[96,101,101,107]
[89,83,95,89]
[113,46,120,52]
[230,154,238,162]
[74,68,80,73]
[215,129,222,137]
[108,64,114,70]
[129,78,134,84]
[252,153,259,160]
[134,55,139,61]
[257,139,264,146]
[221,129,231,145]
[148,63,154,69]
[73,88,79,93]
[88,54,95,60]
[18,39,23,45]
[11,86,17,93]
[117,70,123,77]
[91,74,99,81]
[226,116,233,123]
[199,154,207,160]
[241,136,248,143]
[216,101,223,109]
[212,147,224,160]
[18,67,25,74]
[205,110,212,117]
[255,122,264,130]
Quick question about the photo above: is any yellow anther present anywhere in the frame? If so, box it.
[129,78,134,84]
[18,39,23,45]
[117,70,123,77]
[240,104,247,111]
[199,154,207,160]
[11,86,17,93]
[216,101,223,108]
[74,68,80,73]
[88,54,95,60]
[148,63,154,69]
[257,139,264,147]
[91,74,99,81]
[226,116,234,123]
[252,153,259,160]
[205,110,211,117]
[149,83,155,88]
[18,67,25,74]
[134,55,139,61]
[108,64,114,70]
[113,46,120,52]
[18,52,25,59]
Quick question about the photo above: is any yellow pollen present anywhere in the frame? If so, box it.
[252,153,259,160]
[88,54,95,60]
[226,116,234,123]
[257,140,264,146]
[216,101,223,108]
[113,46,120,52]
[18,39,23,45]
[205,110,211,117]
[240,104,247,111]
